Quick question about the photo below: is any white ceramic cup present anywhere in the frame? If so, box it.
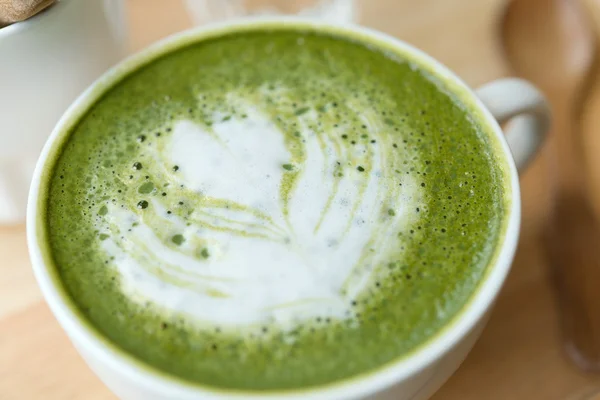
[27,18,550,400]
[0,0,126,224]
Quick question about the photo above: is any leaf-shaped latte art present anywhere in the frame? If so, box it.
[96,85,422,329]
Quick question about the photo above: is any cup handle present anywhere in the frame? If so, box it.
[475,78,551,173]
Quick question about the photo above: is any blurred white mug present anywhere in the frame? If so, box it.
[182,0,358,25]
[0,0,126,224]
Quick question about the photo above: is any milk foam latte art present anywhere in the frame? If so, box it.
[99,86,421,328]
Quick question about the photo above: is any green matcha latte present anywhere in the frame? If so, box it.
[40,24,510,391]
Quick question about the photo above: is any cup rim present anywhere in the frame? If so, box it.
[27,16,520,400]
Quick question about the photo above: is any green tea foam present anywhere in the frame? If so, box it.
[44,27,508,390]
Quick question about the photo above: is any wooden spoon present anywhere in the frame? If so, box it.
[501,0,600,371]
[0,0,55,27]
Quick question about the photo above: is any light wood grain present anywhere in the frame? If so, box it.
[1,0,598,399]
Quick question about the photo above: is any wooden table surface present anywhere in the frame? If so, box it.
[2,0,600,399]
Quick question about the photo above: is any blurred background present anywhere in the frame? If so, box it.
[2,0,600,398]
